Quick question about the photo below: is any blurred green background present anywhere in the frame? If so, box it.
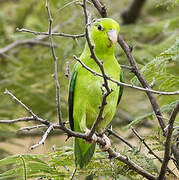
[0,0,179,178]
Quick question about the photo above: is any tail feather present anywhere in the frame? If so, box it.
[74,137,96,168]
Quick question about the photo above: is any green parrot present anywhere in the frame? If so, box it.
[68,18,123,168]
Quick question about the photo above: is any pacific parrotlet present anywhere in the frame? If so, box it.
[68,18,123,168]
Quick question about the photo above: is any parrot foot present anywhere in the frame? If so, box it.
[84,128,97,143]
[100,134,111,151]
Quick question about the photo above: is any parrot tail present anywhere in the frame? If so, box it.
[74,137,96,168]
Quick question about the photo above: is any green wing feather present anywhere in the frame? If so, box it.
[68,63,78,131]
[68,63,96,168]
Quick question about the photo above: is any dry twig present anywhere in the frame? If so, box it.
[90,0,107,17]
[131,126,176,177]
[158,103,179,180]
[4,89,50,126]
[30,124,55,150]
[73,55,179,95]
[0,39,56,55]
[16,28,85,38]
[107,127,134,149]
[117,35,167,135]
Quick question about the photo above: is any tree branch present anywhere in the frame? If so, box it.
[0,117,35,124]
[30,124,55,150]
[117,35,167,135]
[107,127,134,149]
[45,0,63,127]
[157,103,179,180]
[107,148,156,180]
[0,10,78,55]
[73,55,179,95]
[16,28,85,38]
[4,89,50,126]
[131,126,176,177]
[0,39,57,55]
[18,124,47,131]
[90,0,107,17]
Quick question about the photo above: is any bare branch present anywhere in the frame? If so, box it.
[90,0,107,17]
[158,103,179,180]
[0,39,57,55]
[16,28,85,38]
[30,124,55,150]
[18,124,47,131]
[108,127,134,149]
[0,10,78,56]
[36,10,78,40]
[73,55,179,95]
[88,90,112,138]
[4,89,50,126]
[83,0,110,92]
[0,117,34,124]
[117,35,167,135]
[107,148,156,180]
[131,126,176,177]
[2,87,157,179]
[45,0,63,127]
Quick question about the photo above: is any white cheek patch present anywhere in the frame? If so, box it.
[107,29,117,44]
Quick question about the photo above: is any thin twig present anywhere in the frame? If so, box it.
[107,127,134,149]
[108,148,156,180]
[1,90,157,179]
[131,126,176,177]
[18,124,47,131]
[118,35,167,135]
[45,0,63,126]
[158,103,179,180]
[4,89,50,126]
[36,10,78,41]
[16,28,85,38]
[0,39,57,55]
[0,10,78,55]
[30,124,55,150]
[73,55,179,95]
[0,117,35,124]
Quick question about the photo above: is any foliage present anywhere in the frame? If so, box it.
[0,146,158,179]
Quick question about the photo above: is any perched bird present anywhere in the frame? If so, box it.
[68,18,123,168]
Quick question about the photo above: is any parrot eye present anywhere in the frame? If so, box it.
[97,25,103,31]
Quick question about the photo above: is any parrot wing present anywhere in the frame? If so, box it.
[68,63,96,168]
[68,63,78,131]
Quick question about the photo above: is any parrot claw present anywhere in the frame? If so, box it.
[84,128,97,143]
[100,134,111,151]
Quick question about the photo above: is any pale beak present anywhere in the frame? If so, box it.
[107,29,118,45]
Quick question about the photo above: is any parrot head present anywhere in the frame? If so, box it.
[89,18,120,51]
